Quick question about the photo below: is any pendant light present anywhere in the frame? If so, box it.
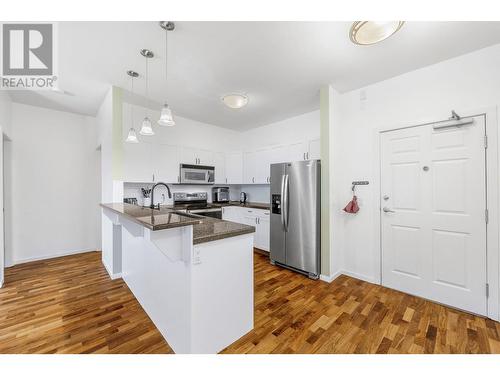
[139,49,155,136]
[125,70,139,143]
[158,21,176,126]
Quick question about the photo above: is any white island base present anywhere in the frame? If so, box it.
[117,215,254,354]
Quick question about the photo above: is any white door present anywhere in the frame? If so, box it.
[381,115,487,315]
[152,143,179,183]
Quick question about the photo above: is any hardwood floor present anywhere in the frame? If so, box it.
[1,251,499,354]
[0,252,173,354]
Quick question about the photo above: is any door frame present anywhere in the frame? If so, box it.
[372,106,499,321]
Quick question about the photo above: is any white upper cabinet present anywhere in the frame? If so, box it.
[180,147,214,166]
[287,142,309,162]
[308,139,320,160]
[243,151,259,184]
[213,152,226,184]
[256,148,272,184]
[269,145,289,165]
[225,152,243,184]
[152,143,179,183]
[180,146,198,165]
[123,141,153,183]
[197,149,214,166]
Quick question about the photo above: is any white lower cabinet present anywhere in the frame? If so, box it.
[254,213,270,251]
[222,207,270,252]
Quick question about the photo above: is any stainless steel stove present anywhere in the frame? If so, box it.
[173,192,222,219]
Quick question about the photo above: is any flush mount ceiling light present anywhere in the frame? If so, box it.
[139,49,155,136]
[158,21,176,127]
[349,21,405,45]
[221,93,249,109]
[125,70,139,143]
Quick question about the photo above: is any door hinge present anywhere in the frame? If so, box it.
[484,134,488,149]
[486,283,489,298]
[485,208,489,224]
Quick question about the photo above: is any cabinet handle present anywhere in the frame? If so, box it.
[252,177,255,183]
[226,178,227,184]
[307,152,309,160]
[152,174,155,182]
[303,152,306,160]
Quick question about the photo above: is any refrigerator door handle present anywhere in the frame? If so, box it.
[280,174,286,230]
[283,174,289,232]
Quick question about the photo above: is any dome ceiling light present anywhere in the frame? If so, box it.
[349,21,405,45]
[222,93,249,109]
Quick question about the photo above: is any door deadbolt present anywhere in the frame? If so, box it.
[383,195,389,201]
[423,166,429,171]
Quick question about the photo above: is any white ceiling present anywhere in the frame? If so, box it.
[9,21,500,131]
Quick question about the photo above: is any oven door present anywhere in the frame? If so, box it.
[188,208,222,219]
[180,164,215,184]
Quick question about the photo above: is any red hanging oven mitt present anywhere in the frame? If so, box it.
[343,195,360,214]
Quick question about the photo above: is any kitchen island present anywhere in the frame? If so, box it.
[100,203,255,353]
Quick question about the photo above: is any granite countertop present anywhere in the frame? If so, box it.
[100,203,202,231]
[101,203,255,244]
[192,216,255,245]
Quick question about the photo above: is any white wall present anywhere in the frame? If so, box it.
[123,102,241,153]
[8,103,100,264]
[240,110,320,150]
[331,43,500,283]
[0,92,11,284]
[98,87,121,275]
[0,92,12,139]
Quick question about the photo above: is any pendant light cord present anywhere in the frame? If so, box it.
[130,75,134,125]
[165,29,168,96]
[145,54,149,98]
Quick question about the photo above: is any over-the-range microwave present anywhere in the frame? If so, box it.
[179,163,215,184]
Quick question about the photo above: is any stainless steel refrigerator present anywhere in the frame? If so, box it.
[270,160,321,279]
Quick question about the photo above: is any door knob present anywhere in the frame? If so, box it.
[383,207,395,213]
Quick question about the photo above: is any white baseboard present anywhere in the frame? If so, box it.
[12,248,100,266]
[320,270,342,283]
[341,269,378,285]
[102,259,122,280]
[320,269,378,285]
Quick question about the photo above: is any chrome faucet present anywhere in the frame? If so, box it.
[150,182,172,209]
